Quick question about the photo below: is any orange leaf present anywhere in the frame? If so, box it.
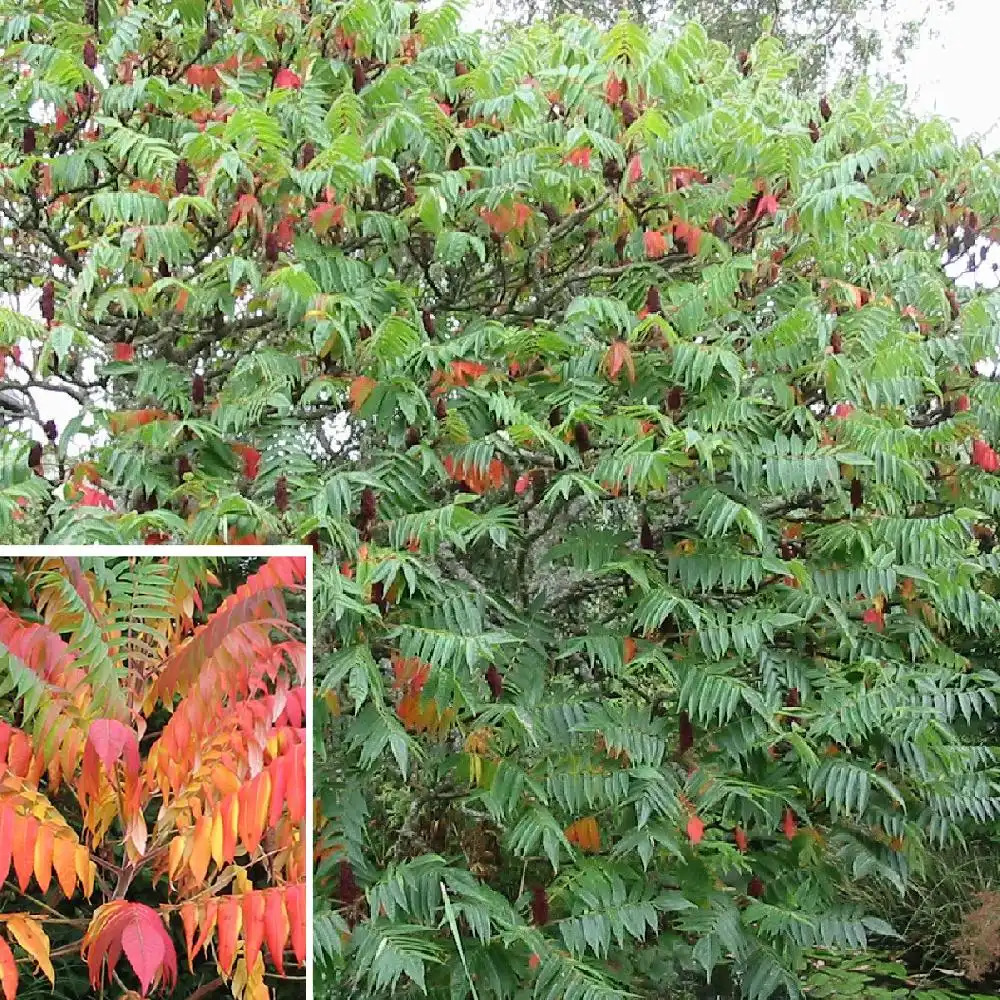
[263,888,290,975]
[108,409,174,434]
[12,814,37,891]
[623,637,637,664]
[32,826,53,894]
[449,360,488,386]
[686,814,705,845]
[565,816,601,852]
[216,897,241,977]
[6,915,54,985]
[286,884,306,965]
[50,836,77,897]
[188,814,212,883]
[0,937,16,1000]
[242,891,267,973]
[643,229,667,258]
[606,339,635,382]
[348,376,375,414]
[734,826,748,853]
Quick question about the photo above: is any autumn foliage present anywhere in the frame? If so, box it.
[0,556,306,1000]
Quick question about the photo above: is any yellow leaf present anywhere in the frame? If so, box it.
[6,914,55,985]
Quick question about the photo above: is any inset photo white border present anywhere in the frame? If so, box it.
[0,544,314,999]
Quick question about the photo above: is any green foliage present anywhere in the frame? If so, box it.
[0,1,999,998]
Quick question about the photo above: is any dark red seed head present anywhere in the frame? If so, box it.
[640,520,655,551]
[737,50,751,76]
[530,885,549,926]
[404,426,420,448]
[83,39,97,69]
[485,665,503,700]
[808,119,820,143]
[645,286,661,315]
[43,419,58,441]
[352,61,366,93]
[40,281,55,323]
[306,529,321,552]
[338,860,360,903]
[850,477,863,510]
[448,146,465,171]
[830,332,843,354]
[22,127,35,155]
[573,422,591,453]
[174,159,190,192]
[158,257,170,278]
[435,398,447,420]
[300,142,315,167]
[748,876,765,898]
[265,231,279,262]
[819,96,832,122]
[620,100,637,127]
[275,474,290,513]
[357,325,371,341]
[177,455,192,480]
[667,386,683,411]
[421,309,435,336]
[191,373,205,407]
[359,486,376,521]
[785,687,800,708]
[548,407,562,428]
[678,710,694,754]
[28,442,42,470]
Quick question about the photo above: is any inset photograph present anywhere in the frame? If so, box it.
[0,550,308,1000]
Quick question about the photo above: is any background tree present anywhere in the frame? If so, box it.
[2,1,1000,998]
[487,0,949,91]
[0,555,307,1000]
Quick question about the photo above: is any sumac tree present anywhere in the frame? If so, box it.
[0,555,307,1000]
[1,2,1000,1000]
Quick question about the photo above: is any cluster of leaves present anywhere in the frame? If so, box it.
[0,555,307,1000]
[1,0,1000,998]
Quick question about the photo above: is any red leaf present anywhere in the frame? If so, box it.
[85,719,140,782]
[274,67,302,89]
[832,402,854,419]
[627,154,642,184]
[643,229,667,259]
[623,637,637,664]
[308,200,346,236]
[514,473,531,494]
[954,394,970,412]
[112,342,134,362]
[862,607,885,632]
[565,147,591,168]
[752,193,780,221]
[83,902,177,995]
[734,826,749,853]
[782,808,797,840]
[232,443,261,480]
[604,73,626,105]
[686,814,705,845]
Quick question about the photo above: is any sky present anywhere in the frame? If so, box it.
[901,0,1000,150]
[8,0,1000,443]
